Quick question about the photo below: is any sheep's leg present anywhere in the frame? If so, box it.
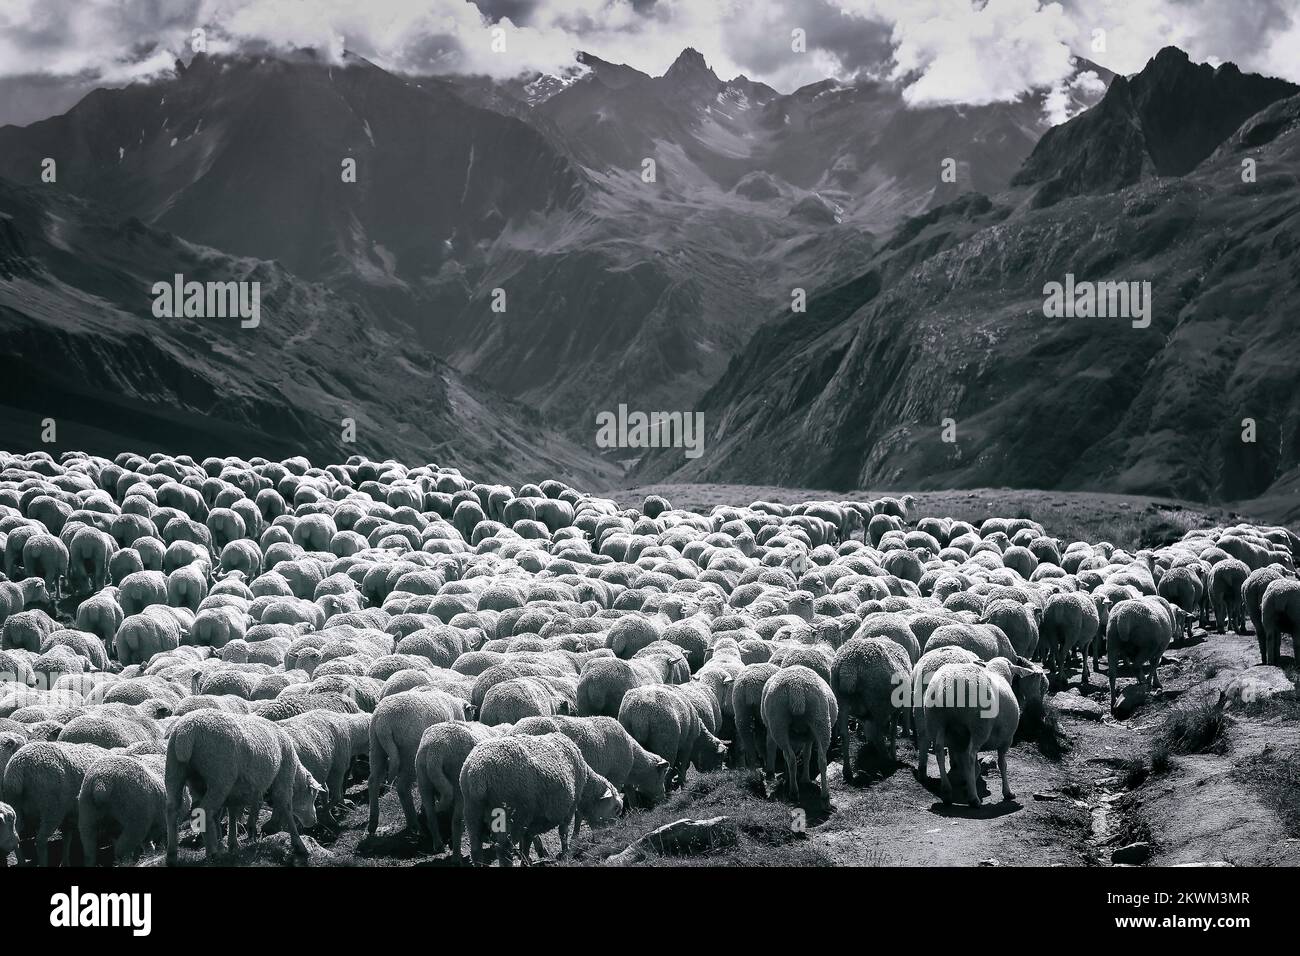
[34,814,55,868]
[366,751,387,835]
[394,773,420,832]
[449,797,465,863]
[915,723,930,782]
[1079,639,1091,687]
[765,734,778,781]
[226,803,242,855]
[196,785,231,860]
[838,710,854,781]
[784,745,800,800]
[114,816,149,866]
[79,814,99,868]
[418,778,443,852]
[964,738,982,807]
[464,799,484,866]
[1107,643,1119,712]
[933,726,951,803]
[816,736,831,802]
[799,742,813,784]
[558,820,571,859]
[887,713,898,764]
[997,747,1014,802]
[494,831,514,868]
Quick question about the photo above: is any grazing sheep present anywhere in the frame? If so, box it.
[1038,592,1103,689]
[1105,597,1181,710]
[617,684,711,791]
[731,663,778,772]
[1207,558,1250,635]
[2,740,106,866]
[479,676,567,725]
[517,714,670,810]
[576,657,644,717]
[279,710,370,816]
[459,732,622,866]
[367,688,469,836]
[919,660,1020,805]
[1156,566,1202,640]
[414,721,500,857]
[831,637,911,778]
[164,710,323,863]
[1244,566,1290,662]
[760,665,838,802]
[78,752,172,866]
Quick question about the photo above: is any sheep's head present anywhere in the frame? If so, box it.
[583,781,623,828]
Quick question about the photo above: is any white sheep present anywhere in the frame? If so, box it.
[276,708,369,827]
[459,732,622,866]
[414,720,500,858]
[2,740,106,866]
[77,751,173,866]
[164,710,323,863]
[760,664,838,802]
[831,636,911,778]
[920,659,1021,805]
[366,688,469,836]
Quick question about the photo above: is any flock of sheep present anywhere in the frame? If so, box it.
[0,449,1297,867]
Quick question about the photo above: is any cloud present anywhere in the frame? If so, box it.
[0,0,1297,128]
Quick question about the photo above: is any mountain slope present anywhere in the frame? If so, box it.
[0,175,612,485]
[1014,47,1297,205]
[636,53,1300,503]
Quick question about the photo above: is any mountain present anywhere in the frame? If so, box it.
[1015,47,1298,206]
[0,175,613,485]
[0,51,586,293]
[0,47,1111,461]
[635,51,1300,504]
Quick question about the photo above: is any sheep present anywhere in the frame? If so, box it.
[1105,597,1182,710]
[2,609,58,654]
[1244,565,1290,662]
[2,740,106,866]
[513,714,670,809]
[919,659,1020,805]
[1156,565,1202,640]
[731,662,778,772]
[367,688,469,836]
[164,710,323,863]
[22,533,69,600]
[909,645,981,781]
[0,799,15,866]
[576,657,645,717]
[1207,558,1250,634]
[617,683,710,791]
[760,664,837,802]
[1260,578,1300,666]
[479,676,567,725]
[77,752,173,866]
[279,710,371,819]
[413,720,500,858]
[459,732,622,866]
[831,636,911,779]
[1037,591,1103,689]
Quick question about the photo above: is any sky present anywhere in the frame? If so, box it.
[1,0,1298,126]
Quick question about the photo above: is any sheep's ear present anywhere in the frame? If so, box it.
[601,786,617,800]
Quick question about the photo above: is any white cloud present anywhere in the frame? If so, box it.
[0,0,1296,108]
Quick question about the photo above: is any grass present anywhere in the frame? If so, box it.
[1119,757,1150,790]
[1148,699,1230,773]
[563,770,836,867]
[1234,745,1300,837]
